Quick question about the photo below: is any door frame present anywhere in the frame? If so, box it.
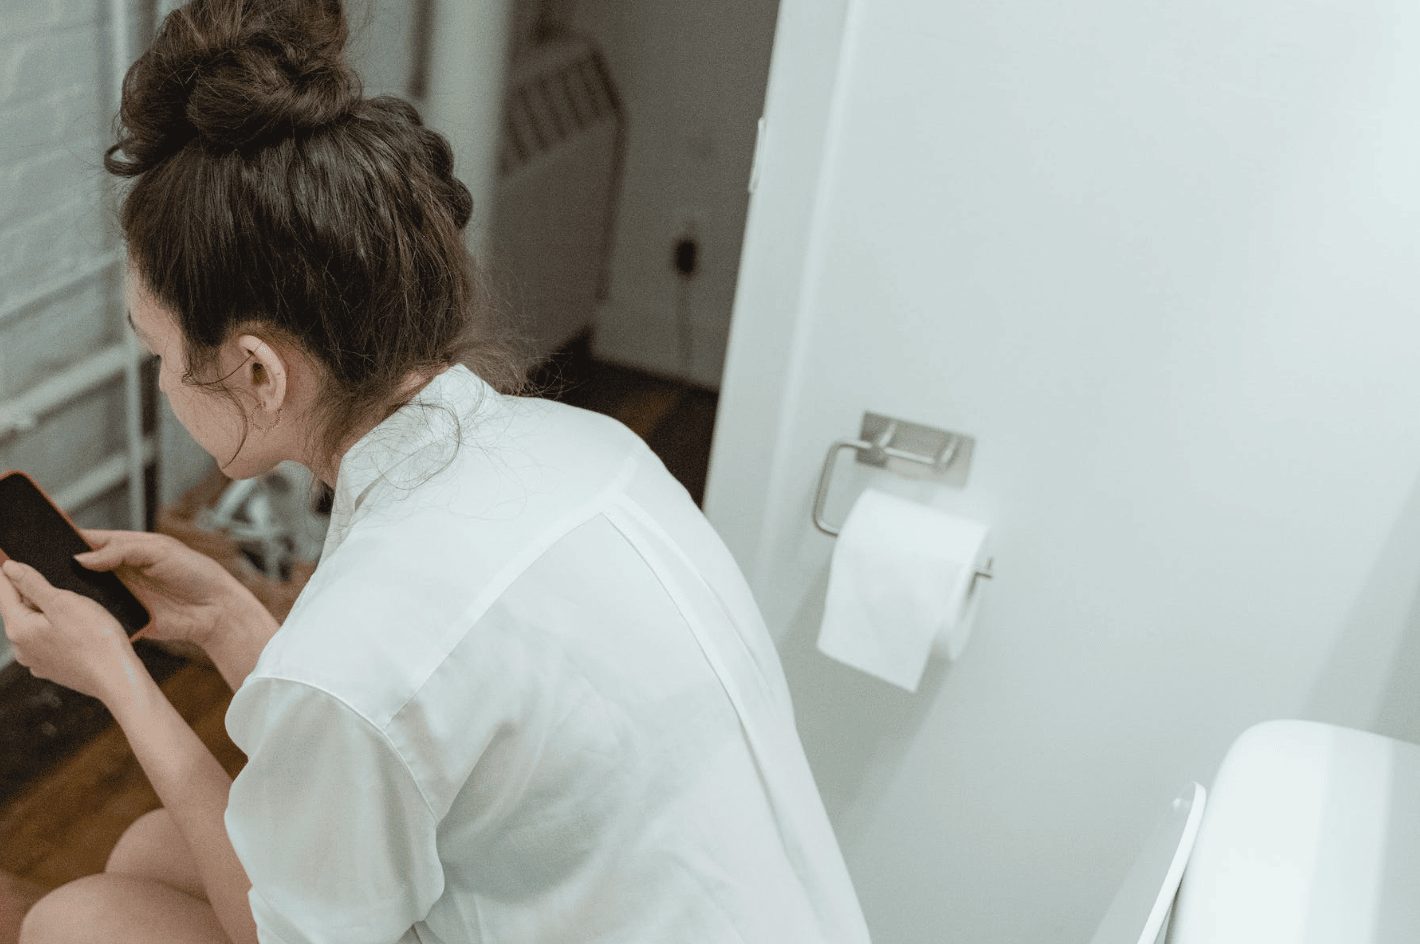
[703,0,856,593]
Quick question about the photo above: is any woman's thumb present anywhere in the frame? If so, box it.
[73,548,118,570]
[3,560,58,608]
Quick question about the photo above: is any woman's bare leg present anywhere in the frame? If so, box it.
[18,873,227,944]
[104,809,206,901]
[19,807,224,942]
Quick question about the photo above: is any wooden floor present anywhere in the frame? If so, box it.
[0,661,242,936]
[0,350,716,938]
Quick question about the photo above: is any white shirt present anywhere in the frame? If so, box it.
[223,363,870,944]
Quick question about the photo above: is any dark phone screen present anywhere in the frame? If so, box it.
[0,473,150,637]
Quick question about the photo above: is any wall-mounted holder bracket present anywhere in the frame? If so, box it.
[813,411,993,581]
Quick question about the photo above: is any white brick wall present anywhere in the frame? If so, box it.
[0,5,124,450]
[3,0,102,39]
[0,3,136,664]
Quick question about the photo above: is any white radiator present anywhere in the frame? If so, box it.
[488,36,623,358]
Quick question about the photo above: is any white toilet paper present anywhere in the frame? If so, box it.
[817,488,990,692]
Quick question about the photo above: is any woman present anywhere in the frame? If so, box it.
[0,1,869,942]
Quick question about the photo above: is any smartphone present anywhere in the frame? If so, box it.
[0,471,152,638]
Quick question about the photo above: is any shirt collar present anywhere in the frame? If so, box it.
[320,362,497,562]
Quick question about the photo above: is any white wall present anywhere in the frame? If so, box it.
[568,0,779,388]
[706,0,1420,941]
[344,0,418,99]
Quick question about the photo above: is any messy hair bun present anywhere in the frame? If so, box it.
[104,0,530,474]
[109,0,360,166]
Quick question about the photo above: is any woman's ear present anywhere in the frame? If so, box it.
[234,332,289,420]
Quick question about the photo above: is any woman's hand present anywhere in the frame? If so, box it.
[0,559,147,704]
[73,529,262,651]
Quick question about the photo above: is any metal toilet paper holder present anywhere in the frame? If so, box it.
[812,411,994,582]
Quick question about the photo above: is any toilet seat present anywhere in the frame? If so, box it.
[1088,782,1206,944]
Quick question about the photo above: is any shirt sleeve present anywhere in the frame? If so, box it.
[224,676,445,944]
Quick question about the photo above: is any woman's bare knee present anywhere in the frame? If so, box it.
[105,809,205,900]
[20,877,105,944]
[105,809,170,873]
[19,873,225,944]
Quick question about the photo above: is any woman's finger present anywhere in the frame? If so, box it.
[0,565,27,615]
[74,531,162,571]
[0,561,62,613]
[0,564,41,631]
[72,544,126,572]
[78,528,118,547]
[77,528,152,552]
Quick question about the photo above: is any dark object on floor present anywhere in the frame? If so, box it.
[0,661,242,894]
[0,644,185,808]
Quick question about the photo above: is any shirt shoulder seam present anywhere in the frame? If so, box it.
[382,441,645,723]
[235,674,440,821]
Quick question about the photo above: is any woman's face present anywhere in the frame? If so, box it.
[124,268,284,479]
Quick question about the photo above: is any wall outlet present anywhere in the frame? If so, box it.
[672,206,704,276]
[669,206,704,369]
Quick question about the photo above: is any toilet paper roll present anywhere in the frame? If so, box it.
[817,488,990,692]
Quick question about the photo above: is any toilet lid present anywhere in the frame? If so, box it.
[1168,720,1420,944]
[1088,782,1207,944]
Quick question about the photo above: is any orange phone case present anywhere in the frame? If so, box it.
[0,469,155,642]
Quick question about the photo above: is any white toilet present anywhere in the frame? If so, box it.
[1090,719,1420,944]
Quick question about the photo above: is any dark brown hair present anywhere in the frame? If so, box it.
[105,0,531,472]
